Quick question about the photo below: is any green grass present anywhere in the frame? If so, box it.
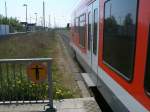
[0,30,80,101]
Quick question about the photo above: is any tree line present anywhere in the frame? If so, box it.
[0,15,24,32]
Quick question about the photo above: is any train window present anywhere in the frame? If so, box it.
[88,12,92,51]
[79,14,86,47]
[93,8,98,55]
[145,25,150,94]
[103,0,138,80]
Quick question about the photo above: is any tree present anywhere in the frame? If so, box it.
[123,13,134,37]
[105,16,118,34]
[0,15,24,32]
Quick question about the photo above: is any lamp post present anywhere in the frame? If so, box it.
[43,1,45,30]
[30,16,32,23]
[23,4,28,31]
[5,1,7,18]
[5,1,7,34]
[34,13,38,25]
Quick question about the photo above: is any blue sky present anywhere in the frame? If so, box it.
[0,0,81,27]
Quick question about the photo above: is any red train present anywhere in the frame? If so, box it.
[70,0,150,111]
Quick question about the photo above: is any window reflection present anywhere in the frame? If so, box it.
[93,9,98,55]
[79,14,86,47]
[88,12,92,51]
[103,0,138,79]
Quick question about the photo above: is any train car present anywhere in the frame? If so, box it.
[70,0,150,111]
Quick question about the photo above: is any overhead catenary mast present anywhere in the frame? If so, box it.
[34,13,38,25]
[49,15,51,28]
[110,3,112,17]
[4,1,7,34]
[54,15,56,28]
[43,1,45,29]
[5,1,7,18]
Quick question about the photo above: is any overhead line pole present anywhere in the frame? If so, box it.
[23,4,28,32]
[5,1,7,35]
[26,5,28,26]
[5,1,7,18]
[43,1,45,30]
[110,3,112,17]
[49,15,51,28]
[54,15,56,28]
[34,13,38,25]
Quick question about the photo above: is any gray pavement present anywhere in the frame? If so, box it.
[0,97,101,112]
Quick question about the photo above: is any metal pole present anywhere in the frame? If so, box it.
[110,3,112,17]
[26,5,27,24]
[5,1,7,18]
[46,60,56,112]
[54,16,56,28]
[26,4,28,32]
[40,17,43,27]
[49,15,51,28]
[43,1,45,30]
[23,4,28,32]
[35,13,37,25]
[30,16,31,23]
[5,1,7,35]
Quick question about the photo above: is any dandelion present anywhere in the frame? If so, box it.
[32,83,35,86]
[17,80,21,84]
[56,89,62,95]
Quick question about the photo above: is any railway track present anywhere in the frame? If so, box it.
[58,30,113,112]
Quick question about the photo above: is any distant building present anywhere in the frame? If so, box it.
[36,26,44,31]
[20,22,27,26]
[20,22,36,32]
[27,23,36,32]
[0,25,9,36]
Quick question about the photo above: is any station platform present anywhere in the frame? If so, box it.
[0,97,101,112]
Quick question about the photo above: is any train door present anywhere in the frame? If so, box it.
[87,4,92,66]
[87,0,99,73]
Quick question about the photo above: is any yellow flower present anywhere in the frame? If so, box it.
[56,89,62,94]
[17,80,21,84]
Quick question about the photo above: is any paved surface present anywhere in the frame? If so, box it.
[0,97,101,112]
